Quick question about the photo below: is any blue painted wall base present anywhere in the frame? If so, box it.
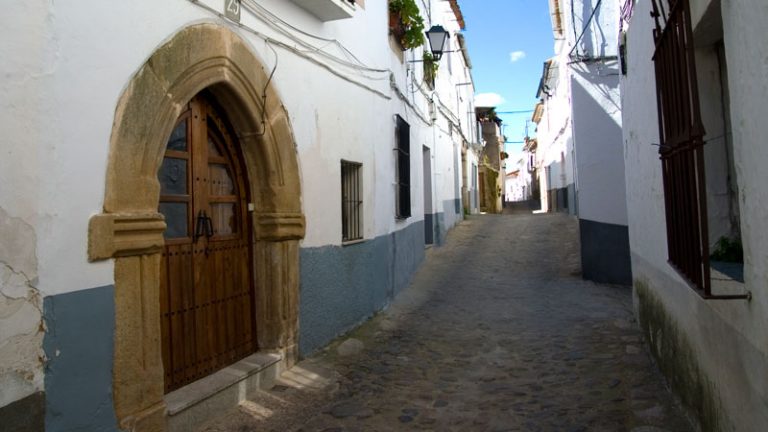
[579,218,632,285]
[43,285,120,432]
[299,222,425,356]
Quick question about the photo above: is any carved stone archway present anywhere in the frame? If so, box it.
[88,24,304,431]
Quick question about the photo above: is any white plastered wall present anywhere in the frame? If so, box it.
[0,0,478,292]
[570,61,627,226]
[621,0,768,429]
[0,0,479,407]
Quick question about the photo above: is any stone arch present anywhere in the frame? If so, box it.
[88,24,304,431]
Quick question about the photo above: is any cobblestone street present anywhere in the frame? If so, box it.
[202,211,694,432]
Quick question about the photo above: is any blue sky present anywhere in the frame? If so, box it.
[459,0,554,155]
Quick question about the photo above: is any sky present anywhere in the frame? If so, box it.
[458,0,555,157]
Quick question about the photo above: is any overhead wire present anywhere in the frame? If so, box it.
[187,0,392,99]
[252,41,278,136]
[242,0,368,66]
[567,0,604,60]
[240,0,389,75]
[187,0,472,132]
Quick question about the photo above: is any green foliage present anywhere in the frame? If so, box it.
[710,236,743,263]
[389,0,425,50]
[479,108,500,123]
[423,51,439,87]
[486,170,499,199]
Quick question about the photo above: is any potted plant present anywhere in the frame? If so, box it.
[423,51,438,88]
[389,0,425,50]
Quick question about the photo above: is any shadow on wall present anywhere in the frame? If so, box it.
[570,65,621,124]
[570,65,630,285]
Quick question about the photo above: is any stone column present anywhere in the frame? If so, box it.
[89,213,167,432]
[253,213,305,368]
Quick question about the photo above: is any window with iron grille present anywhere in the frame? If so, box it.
[341,161,363,242]
[650,0,746,300]
[652,0,709,294]
[395,115,411,218]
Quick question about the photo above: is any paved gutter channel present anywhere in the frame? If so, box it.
[201,211,694,432]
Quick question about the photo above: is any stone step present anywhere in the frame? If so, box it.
[165,352,283,432]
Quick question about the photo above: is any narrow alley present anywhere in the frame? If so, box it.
[201,211,693,432]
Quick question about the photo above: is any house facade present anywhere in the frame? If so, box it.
[522,136,541,209]
[621,0,768,429]
[0,0,479,430]
[533,0,631,284]
[504,154,532,203]
[476,108,504,213]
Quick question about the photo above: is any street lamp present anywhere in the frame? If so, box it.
[425,25,450,60]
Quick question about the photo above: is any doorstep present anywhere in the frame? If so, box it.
[165,352,283,431]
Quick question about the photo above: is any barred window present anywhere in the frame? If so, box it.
[651,0,746,299]
[395,115,411,218]
[341,160,362,242]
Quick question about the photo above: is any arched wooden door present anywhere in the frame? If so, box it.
[157,94,256,393]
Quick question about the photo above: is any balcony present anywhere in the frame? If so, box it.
[290,0,355,21]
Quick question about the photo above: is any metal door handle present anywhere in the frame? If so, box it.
[205,212,214,238]
[194,210,207,242]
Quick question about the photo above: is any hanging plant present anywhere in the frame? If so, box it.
[423,51,439,88]
[389,0,425,50]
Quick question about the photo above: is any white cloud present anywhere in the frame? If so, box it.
[475,93,505,108]
[509,50,527,63]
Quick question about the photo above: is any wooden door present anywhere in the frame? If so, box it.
[157,95,256,393]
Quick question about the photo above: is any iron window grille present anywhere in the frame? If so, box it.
[650,0,747,300]
[395,115,411,219]
[341,160,363,242]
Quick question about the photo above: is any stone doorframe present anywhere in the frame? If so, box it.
[87,24,305,432]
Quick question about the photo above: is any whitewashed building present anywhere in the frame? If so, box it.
[621,0,768,429]
[504,154,531,203]
[533,0,631,284]
[532,60,576,216]
[0,0,480,430]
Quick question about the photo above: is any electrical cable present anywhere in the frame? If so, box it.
[242,0,371,68]
[496,110,536,114]
[390,73,432,126]
[240,0,388,74]
[567,0,604,60]
[187,0,472,132]
[253,41,279,136]
[187,0,392,99]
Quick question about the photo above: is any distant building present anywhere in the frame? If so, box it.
[505,167,529,203]
[532,0,631,285]
[523,136,541,208]
[476,107,504,213]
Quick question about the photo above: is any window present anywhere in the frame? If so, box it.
[650,0,746,299]
[652,0,707,292]
[395,115,411,218]
[341,160,362,242]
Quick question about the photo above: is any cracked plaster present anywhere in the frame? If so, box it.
[0,206,45,409]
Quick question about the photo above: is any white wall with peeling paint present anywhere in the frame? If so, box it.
[0,0,479,410]
[1,0,476,291]
[0,208,45,408]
